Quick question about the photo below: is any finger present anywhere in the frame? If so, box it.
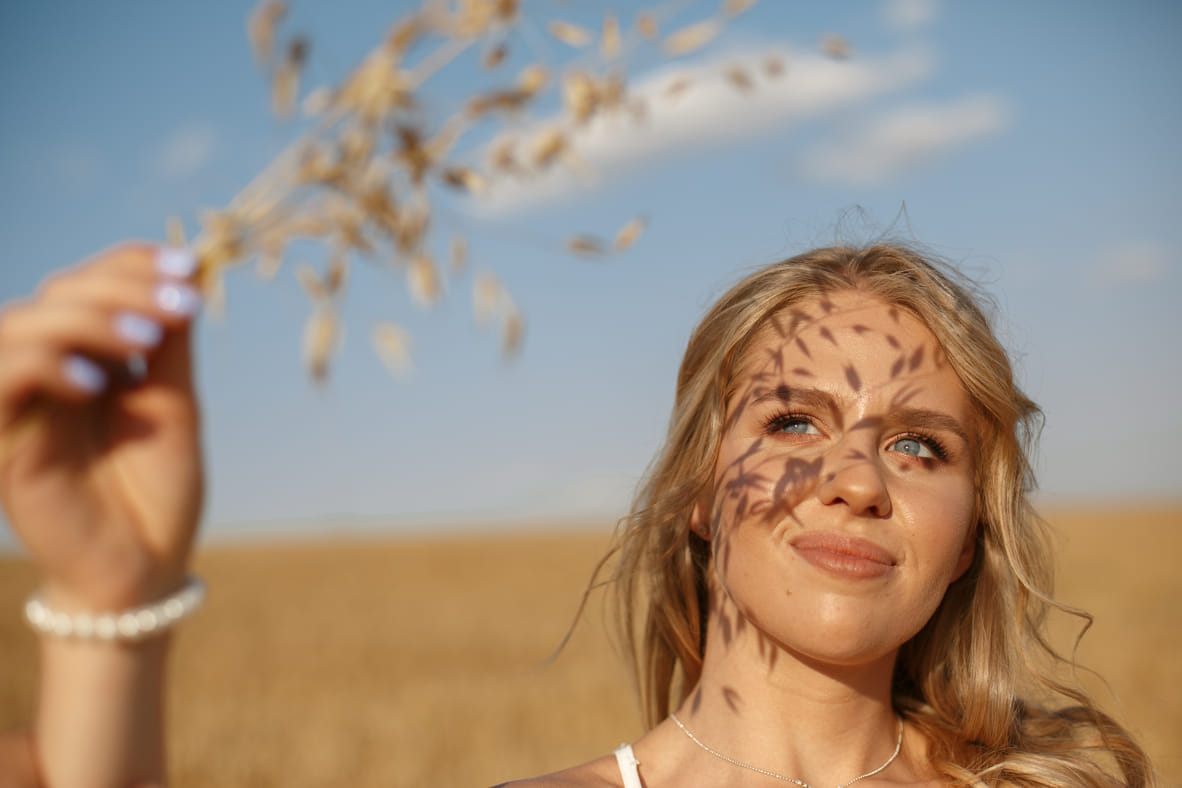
[58,242,197,284]
[144,318,196,396]
[0,346,109,424]
[33,269,202,329]
[0,301,176,364]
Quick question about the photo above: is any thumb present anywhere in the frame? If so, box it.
[126,317,201,433]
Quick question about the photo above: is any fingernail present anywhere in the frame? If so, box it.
[156,246,197,279]
[114,312,164,348]
[63,355,107,393]
[155,283,202,316]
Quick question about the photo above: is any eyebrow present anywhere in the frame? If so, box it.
[886,408,973,446]
[751,384,834,412]
[750,385,972,445]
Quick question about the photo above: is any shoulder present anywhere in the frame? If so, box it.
[492,752,625,788]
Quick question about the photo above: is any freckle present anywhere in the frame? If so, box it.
[909,345,925,371]
[794,337,812,359]
[791,367,813,377]
[890,357,905,378]
[851,324,870,335]
[819,326,837,345]
[886,334,900,349]
[819,298,834,313]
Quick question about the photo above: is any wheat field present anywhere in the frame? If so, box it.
[1,506,1178,786]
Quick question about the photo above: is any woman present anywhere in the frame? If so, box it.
[0,242,1156,786]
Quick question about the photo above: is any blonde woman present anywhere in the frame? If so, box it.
[0,242,1156,787]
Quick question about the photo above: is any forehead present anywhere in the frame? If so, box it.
[731,289,967,409]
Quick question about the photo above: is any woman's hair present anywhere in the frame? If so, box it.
[607,243,1155,786]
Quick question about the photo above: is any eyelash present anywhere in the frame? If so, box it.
[763,412,816,436]
[761,412,950,462]
[892,431,950,462]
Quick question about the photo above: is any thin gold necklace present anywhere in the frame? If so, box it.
[669,712,904,788]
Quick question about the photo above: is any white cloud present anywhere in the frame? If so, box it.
[155,123,217,179]
[797,95,1010,186]
[882,0,940,33]
[1089,241,1171,286]
[472,46,934,216]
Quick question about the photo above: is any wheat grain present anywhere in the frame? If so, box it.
[663,19,720,56]
[187,0,808,377]
[547,20,593,48]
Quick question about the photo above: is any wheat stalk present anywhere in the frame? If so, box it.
[177,0,842,381]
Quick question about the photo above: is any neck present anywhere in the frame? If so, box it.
[672,596,904,785]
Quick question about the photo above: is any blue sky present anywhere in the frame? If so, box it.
[1,1,1179,544]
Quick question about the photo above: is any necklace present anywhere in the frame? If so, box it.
[669,712,903,788]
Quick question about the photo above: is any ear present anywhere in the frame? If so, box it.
[951,522,978,581]
[689,499,711,541]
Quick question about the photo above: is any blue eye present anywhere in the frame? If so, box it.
[771,416,820,435]
[889,437,936,459]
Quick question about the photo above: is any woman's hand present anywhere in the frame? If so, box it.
[0,243,204,613]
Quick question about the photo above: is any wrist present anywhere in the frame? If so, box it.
[42,560,192,613]
[27,575,205,643]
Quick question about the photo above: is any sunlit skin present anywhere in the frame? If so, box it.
[704,289,978,669]
[517,290,981,786]
[670,289,977,786]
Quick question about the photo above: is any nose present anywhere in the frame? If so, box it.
[815,443,892,518]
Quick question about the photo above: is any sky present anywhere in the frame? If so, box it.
[1,0,1179,547]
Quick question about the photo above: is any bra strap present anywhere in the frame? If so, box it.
[613,744,643,788]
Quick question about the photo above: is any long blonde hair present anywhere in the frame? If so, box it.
[608,243,1155,786]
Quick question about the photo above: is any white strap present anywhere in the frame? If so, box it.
[613,744,643,788]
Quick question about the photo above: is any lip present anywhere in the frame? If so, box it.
[789,531,897,580]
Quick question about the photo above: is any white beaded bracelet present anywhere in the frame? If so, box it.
[23,576,206,642]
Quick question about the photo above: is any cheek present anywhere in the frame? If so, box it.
[710,448,821,535]
[908,477,977,579]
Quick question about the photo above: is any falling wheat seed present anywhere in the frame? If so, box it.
[472,273,501,324]
[724,64,753,93]
[663,19,720,56]
[517,63,549,95]
[449,235,468,275]
[636,12,659,40]
[613,216,646,251]
[295,261,327,301]
[501,308,524,357]
[482,42,509,70]
[601,14,621,59]
[408,254,442,307]
[302,308,340,381]
[566,235,607,257]
[819,33,851,59]
[247,0,286,63]
[547,20,593,48]
[372,321,412,376]
[722,0,758,18]
[191,0,814,380]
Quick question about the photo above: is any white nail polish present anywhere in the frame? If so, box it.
[155,283,202,316]
[156,246,197,278]
[114,312,164,348]
[63,355,107,393]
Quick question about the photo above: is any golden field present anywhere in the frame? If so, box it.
[1,505,1179,786]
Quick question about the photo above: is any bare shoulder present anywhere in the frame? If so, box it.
[491,752,624,788]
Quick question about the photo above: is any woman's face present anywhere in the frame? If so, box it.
[702,289,977,667]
